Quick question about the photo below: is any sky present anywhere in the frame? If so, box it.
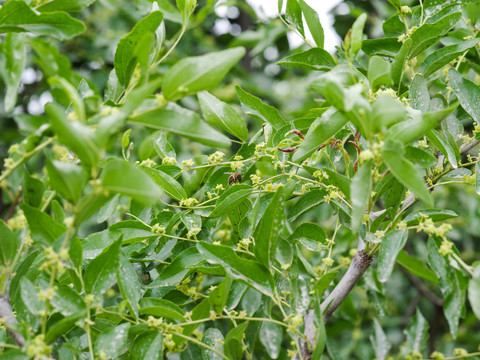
[246,0,343,53]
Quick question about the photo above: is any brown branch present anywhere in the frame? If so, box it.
[0,295,25,347]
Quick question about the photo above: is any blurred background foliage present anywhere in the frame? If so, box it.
[1,0,480,359]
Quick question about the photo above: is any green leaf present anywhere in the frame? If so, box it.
[224,322,248,360]
[131,331,163,360]
[409,74,430,112]
[45,310,86,343]
[293,109,348,162]
[362,38,402,57]
[108,220,153,245]
[46,159,88,204]
[96,78,163,147]
[259,322,283,359]
[404,146,438,168]
[311,285,326,360]
[468,264,480,320]
[198,91,248,141]
[368,56,392,91]
[46,103,99,167]
[0,351,29,359]
[351,160,372,232]
[23,173,46,208]
[254,187,285,268]
[288,189,327,221]
[0,220,19,267]
[0,1,86,40]
[288,223,327,251]
[100,159,162,206]
[197,241,275,297]
[426,129,458,169]
[235,85,285,129]
[50,285,86,316]
[277,48,335,71]
[117,251,141,319]
[37,0,97,12]
[350,13,367,55]
[95,323,130,358]
[370,95,407,132]
[0,33,25,113]
[298,0,324,48]
[448,68,480,123]
[114,11,163,87]
[139,298,185,320]
[202,328,224,360]
[408,12,462,58]
[129,102,231,148]
[403,209,458,225]
[397,250,438,283]
[84,236,122,296]
[427,237,467,338]
[285,0,304,37]
[377,230,408,282]
[422,39,480,77]
[371,319,391,360]
[405,309,429,353]
[21,203,66,244]
[209,276,233,314]
[19,277,43,315]
[145,167,187,201]
[424,0,478,7]
[385,105,458,145]
[476,163,480,196]
[163,47,245,100]
[315,272,338,297]
[323,168,352,200]
[209,185,253,218]
[149,247,204,287]
[391,38,412,85]
[381,140,432,207]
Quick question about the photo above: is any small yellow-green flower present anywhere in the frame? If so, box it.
[208,151,225,164]
[162,156,176,165]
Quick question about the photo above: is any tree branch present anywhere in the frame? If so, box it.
[0,295,25,347]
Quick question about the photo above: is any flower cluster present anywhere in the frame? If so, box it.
[162,156,176,165]
[208,151,225,164]
[186,227,201,240]
[323,186,343,203]
[152,223,166,235]
[7,210,27,231]
[38,286,56,301]
[237,237,252,251]
[146,315,163,328]
[181,158,194,169]
[254,142,266,157]
[139,159,156,167]
[179,198,199,208]
[26,335,52,359]
[39,247,69,274]
[313,170,329,181]
[416,216,452,238]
